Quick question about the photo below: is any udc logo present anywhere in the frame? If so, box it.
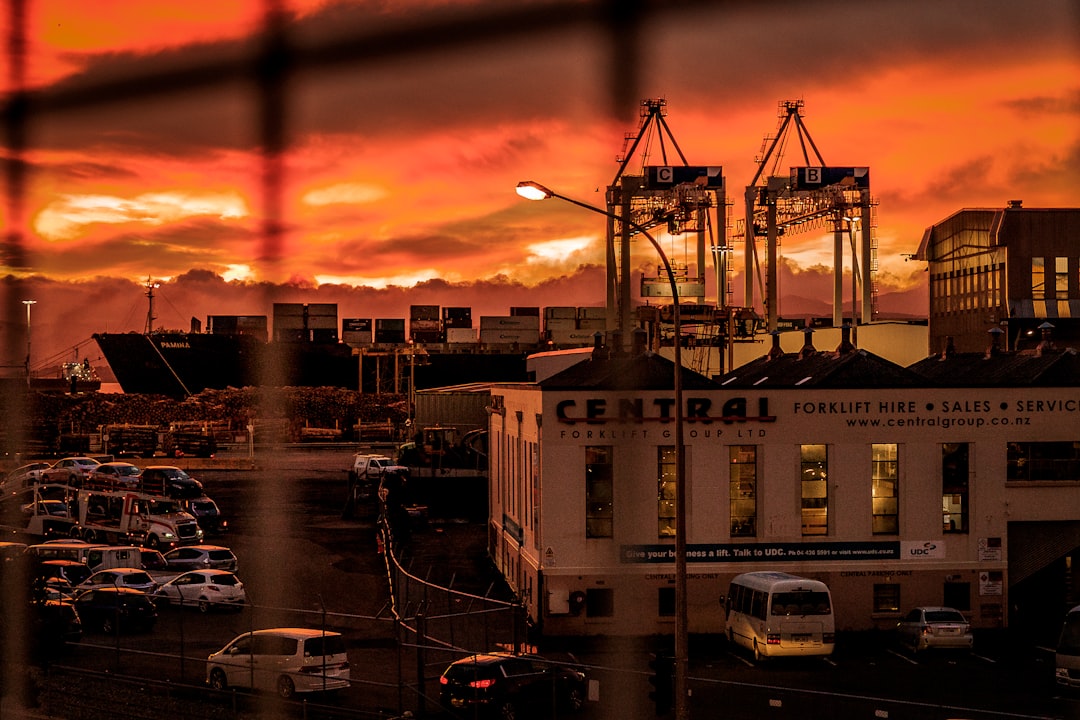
[909,542,938,556]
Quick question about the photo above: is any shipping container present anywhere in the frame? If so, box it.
[374,318,407,344]
[446,327,478,344]
[442,307,473,328]
[411,330,443,344]
[479,328,541,345]
[544,317,577,332]
[549,329,601,345]
[410,305,441,321]
[510,306,540,317]
[577,318,607,331]
[544,306,577,320]
[410,318,441,333]
[480,315,541,330]
[578,306,606,320]
[342,318,373,345]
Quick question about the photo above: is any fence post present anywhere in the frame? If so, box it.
[415,612,427,718]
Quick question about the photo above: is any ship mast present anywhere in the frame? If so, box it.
[144,277,160,334]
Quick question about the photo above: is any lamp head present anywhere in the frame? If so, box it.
[515,181,553,201]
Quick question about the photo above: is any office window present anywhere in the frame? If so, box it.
[1007,441,1080,481]
[942,443,969,533]
[871,444,899,535]
[658,446,677,537]
[585,446,614,538]
[801,444,828,536]
[658,587,675,617]
[873,584,901,613]
[1056,257,1069,299]
[944,582,970,612]
[586,588,614,617]
[1032,257,1045,300]
[730,445,757,537]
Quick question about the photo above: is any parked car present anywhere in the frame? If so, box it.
[439,652,587,718]
[163,544,237,572]
[88,461,142,487]
[33,558,94,599]
[2,462,52,492]
[895,606,974,653]
[178,495,227,534]
[21,499,71,517]
[41,457,101,486]
[76,567,159,594]
[29,597,83,652]
[155,569,246,612]
[139,466,204,499]
[206,628,351,698]
[73,586,157,634]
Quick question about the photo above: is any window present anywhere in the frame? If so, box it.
[1007,441,1080,481]
[1032,257,1045,300]
[658,587,675,617]
[943,582,970,612]
[585,588,614,617]
[871,444,899,535]
[1056,257,1069,299]
[801,444,828,536]
[942,443,969,533]
[585,446,613,538]
[658,446,677,538]
[729,445,757,537]
[873,584,901,613]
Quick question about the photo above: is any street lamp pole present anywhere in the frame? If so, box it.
[516,181,688,720]
[22,300,36,388]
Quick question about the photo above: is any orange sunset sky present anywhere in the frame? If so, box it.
[2,0,1079,375]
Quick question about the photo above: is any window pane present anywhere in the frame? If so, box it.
[585,446,613,539]
[872,443,898,536]
[658,447,676,537]
[801,444,828,536]
[942,443,969,533]
[729,445,757,537]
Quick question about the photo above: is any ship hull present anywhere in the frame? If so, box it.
[94,332,531,395]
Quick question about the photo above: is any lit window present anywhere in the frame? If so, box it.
[1032,257,1045,300]
[801,444,828,536]
[871,444,898,535]
[658,446,677,537]
[585,446,613,538]
[942,443,969,533]
[729,445,757,537]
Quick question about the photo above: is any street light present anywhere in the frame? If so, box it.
[516,180,689,720]
[22,300,36,388]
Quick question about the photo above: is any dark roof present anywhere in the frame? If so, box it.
[719,347,930,389]
[538,351,719,391]
[907,346,1080,387]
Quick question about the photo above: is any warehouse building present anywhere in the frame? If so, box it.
[487,329,1080,641]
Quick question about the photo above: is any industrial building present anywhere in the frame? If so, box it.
[487,329,1080,641]
[916,202,1080,355]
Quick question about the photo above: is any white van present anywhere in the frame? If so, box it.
[25,541,105,564]
[1056,604,1080,690]
[206,628,351,699]
[723,571,836,660]
[85,545,171,576]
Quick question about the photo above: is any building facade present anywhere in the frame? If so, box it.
[487,336,1080,640]
[916,202,1080,354]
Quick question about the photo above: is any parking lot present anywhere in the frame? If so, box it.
[3,447,1079,719]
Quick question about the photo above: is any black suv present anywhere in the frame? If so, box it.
[439,652,586,719]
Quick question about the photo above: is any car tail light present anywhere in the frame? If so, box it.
[766,634,781,645]
[439,676,449,685]
[468,678,497,689]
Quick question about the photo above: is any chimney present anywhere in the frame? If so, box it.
[834,324,855,355]
[609,330,623,357]
[1036,321,1055,356]
[631,326,648,356]
[984,327,1004,358]
[766,331,784,360]
[939,336,955,360]
[591,331,605,360]
[798,329,816,360]
[1007,199,1023,209]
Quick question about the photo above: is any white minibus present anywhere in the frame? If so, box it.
[723,571,836,660]
[1056,604,1080,691]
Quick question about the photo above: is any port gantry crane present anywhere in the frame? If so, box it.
[605,98,750,375]
[742,100,878,335]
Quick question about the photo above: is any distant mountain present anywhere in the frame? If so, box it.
[779,287,927,320]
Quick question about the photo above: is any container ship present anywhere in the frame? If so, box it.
[93,299,608,397]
